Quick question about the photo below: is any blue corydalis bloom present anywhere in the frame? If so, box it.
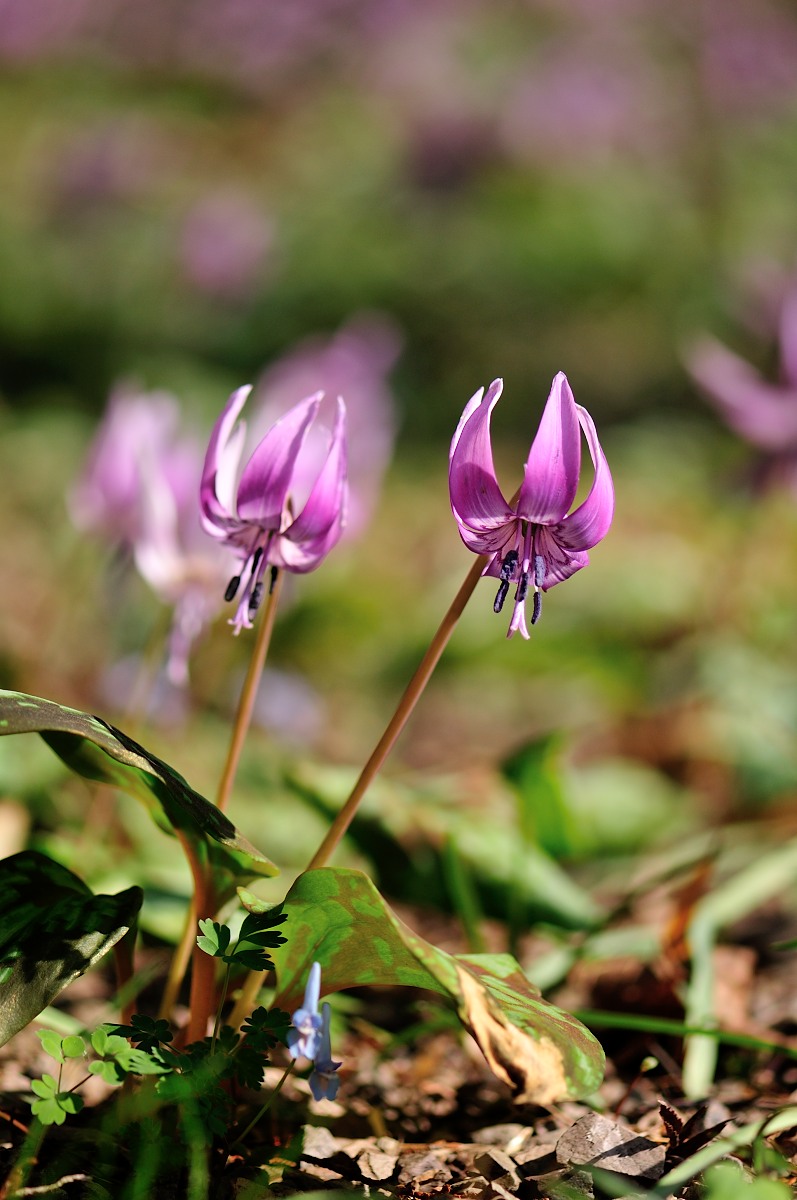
[287,961,323,1061]
[308,1003,341,1101]
[200,386,348,634]
[288,964,342,1101]
[449,372,614,639]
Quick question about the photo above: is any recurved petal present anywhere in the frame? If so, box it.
[554,405,614,551]
[456,520,518,560]
[236,392,323,525]
[279,397,348,571]
[517,372,581,524]
[449,379,515,533]
[200,385,252,532]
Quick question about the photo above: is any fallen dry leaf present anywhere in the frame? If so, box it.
[556,1111,666,1180]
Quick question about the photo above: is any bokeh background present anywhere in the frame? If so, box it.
[3,0,797,943]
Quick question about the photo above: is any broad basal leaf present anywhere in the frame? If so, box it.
[0,690,277,895]
[274,868,604,1104]
[0,851,142,1046]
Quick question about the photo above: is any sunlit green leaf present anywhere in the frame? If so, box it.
[274,868,604,1102]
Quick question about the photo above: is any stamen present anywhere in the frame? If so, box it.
[249,546,263,577]
[517,570,529,603]
[269,565,279,594]
[533,554,545,589]
[248,583,264,617]
[224,575,241,602]
[493,580,510,613]
[532,590,542,625]
[499,549,519,583]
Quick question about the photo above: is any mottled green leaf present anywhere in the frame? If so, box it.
[0,690,277,896]
[274,868,604,1103]
[0,851,142,1047]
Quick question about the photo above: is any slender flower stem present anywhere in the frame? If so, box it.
[227,967,267,1037]
[182,834,217,1045]
[112,926,137,1025]
[307,553,488,870]
[230,1061,295,1151]
[216,570,285,813]
[162,575,283,1029]
[158,900,196,1022]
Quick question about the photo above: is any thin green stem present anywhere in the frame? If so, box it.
[216,570,284,814]
[3,1117,47,1197]
[230,1061,295,1151]
[307,553,488,870]
[211,963,232,1052]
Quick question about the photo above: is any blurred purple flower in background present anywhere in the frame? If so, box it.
[179,189,275,303]
[687,281,797,490]
[70,385,236,684]
[70,385,198,546]
[254,317,400,538]
[449,373,614,639]
[48,118,164,218]
[200,386,348,633]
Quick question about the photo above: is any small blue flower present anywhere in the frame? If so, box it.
[287,961,323,1061]
[309,1003,342,1102]
[287,964,342,1101]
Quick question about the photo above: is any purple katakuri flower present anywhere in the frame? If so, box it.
[449,372,614,640]
[200,386,348,634]
[687,282,797,453]
[287,961,323,1062]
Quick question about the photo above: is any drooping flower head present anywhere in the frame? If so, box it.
[200,386,348,633]
[449,372,614,639]
[287,962,342,1101]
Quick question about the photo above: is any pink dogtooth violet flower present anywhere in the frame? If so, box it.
[200,385,348,634]
[449,372,614,640]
